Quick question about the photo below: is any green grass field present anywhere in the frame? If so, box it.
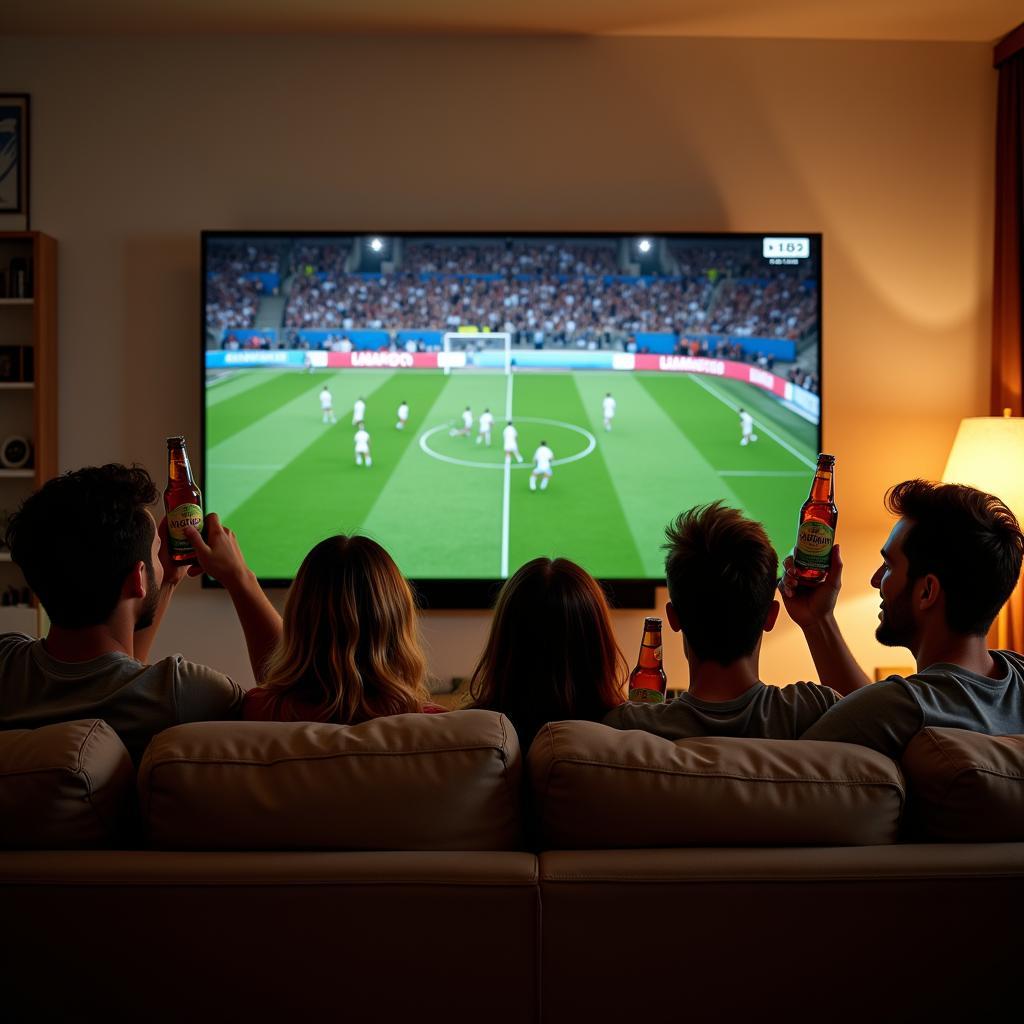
[205,368,818,580]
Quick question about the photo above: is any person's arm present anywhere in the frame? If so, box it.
[778,544,872,696]
[134,517,189,664]
[184,513,282,683]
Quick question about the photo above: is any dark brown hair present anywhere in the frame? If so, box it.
[885,479,1023,635]
[469,558,627,746]
[6,464,157,628]
[664,502,778,664]
[258,536,429,723]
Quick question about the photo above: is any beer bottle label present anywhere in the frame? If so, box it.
[168,503,204,556]
[653,644,663,662]
[628,687,665,704]
[795,521,835,570]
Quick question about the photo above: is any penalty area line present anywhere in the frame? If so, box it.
[688,374,816,470]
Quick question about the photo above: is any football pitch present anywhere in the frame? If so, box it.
[205,368,819,581]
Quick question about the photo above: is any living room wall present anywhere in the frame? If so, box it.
[0,33,995,689]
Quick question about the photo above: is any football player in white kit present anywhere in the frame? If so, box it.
[395,401,409,430]
[503,421,524,463]
[476,408,494,446]
[449,406,473,437]
[354,422,372,467]
[352,396,367,427]
[530,440,554,491]
[319,385,336,424]
[602,392,616,432]
[739,407,758,446]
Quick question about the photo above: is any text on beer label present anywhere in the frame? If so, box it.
[795,521,835,569]
[168,503,204,555]
[628,687,666,704]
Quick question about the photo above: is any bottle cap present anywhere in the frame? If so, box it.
[166,436,186,446]
[644,616,662,627]
[817,453,835,464]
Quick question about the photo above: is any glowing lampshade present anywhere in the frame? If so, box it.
[941,410,1024,518]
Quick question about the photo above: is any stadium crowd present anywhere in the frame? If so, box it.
[205,243,283,332]
[210,240,819,351]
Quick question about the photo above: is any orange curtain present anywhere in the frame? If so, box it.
[992,30,1024,651]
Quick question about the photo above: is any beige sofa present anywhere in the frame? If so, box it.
[2,710,1022,1023]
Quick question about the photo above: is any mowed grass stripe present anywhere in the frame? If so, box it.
[362,373,508,579]
[637,374,811,559]
[206,371,333,449]
[207,369,284,405]
[207,370,395,521]
[573,372,746,577]
[224,372,449,579]
[698,376,818,462]
[507,373,645,578]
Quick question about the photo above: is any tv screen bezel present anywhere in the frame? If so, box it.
[200,229,823,609]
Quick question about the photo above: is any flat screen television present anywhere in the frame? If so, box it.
[201,232,821,606]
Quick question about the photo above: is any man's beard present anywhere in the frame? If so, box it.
[875,583,916,648]
[134,562,160,632]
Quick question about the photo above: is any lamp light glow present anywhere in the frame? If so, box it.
[941,409,1024,519]
[942,409,1024,650]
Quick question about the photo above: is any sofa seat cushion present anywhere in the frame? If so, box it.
[902,728,1024,841]
[528,720,905,847]
[138,709,522,850]
[0,719,134,848]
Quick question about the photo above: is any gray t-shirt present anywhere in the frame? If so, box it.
[0,632,245,763]
[800,649,1024,760]
[603,681,841,740]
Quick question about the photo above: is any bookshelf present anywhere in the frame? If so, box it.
[0,232,57,635]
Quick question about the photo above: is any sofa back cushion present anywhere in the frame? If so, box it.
[138,710,522,850]
[528,721,905,847]
[0,719,134,848]
[902,728,1024,841]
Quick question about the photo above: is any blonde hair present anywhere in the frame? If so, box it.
[259,535,429,723]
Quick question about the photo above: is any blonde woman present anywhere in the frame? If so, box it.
[243,535,446,723]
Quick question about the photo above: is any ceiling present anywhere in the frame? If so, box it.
[2,0,1020,44]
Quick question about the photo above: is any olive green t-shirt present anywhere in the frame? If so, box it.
[0,632,245,763]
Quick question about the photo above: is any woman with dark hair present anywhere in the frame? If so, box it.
[468,557,627,746]
[244,535,445,723]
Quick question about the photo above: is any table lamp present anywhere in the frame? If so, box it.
[941,408,1024,649]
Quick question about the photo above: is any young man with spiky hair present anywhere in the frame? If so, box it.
[783,479,1024,758]
[0,464,280,763]
[604,501,844,740]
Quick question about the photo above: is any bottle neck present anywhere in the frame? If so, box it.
[635,629,663,670]
[168,449,195,486]
[809,469,833,503]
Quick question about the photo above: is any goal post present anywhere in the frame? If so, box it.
[441,331,512,376]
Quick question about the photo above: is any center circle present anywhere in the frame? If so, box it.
[419,416,597,470]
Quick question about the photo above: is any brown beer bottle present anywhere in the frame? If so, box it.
[792,453,838,585]
[164,436,204,566]
[627,616,668,703]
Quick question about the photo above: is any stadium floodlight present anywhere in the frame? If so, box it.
[442,332,512,377]
[637,238,652,254]
[369,237,384,252]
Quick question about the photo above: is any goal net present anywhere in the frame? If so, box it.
[441,331,512,376]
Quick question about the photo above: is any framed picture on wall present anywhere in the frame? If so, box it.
[0,94,30,229]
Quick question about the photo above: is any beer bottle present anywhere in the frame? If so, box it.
[627,616,668,703]
[164,436,204,566]
[792,453,838,585]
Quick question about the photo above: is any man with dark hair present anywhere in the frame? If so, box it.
[604,501,843,740]
[0,465,280,763]
[782,479,1024,759]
